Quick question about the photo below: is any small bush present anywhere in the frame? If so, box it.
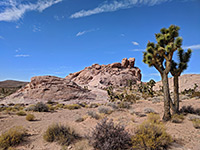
[118,102,131,109]
[24,105,35,111]
[0,126,27,150]
[132,120,172,150]
[90,118,132,150]
[55,104,65,109]
[26,114,35,121]
[180,105,195,114]
[16,111,26,116]
[144,108,156,114]
[192,119,200,129]
[98,106,112,114]
[107,102,118,109]
[171,114,184,123]
[87,111,100,120]
[34,102,49,112]
[43,123,79,146]
[147,113,161,124]
[89,103,99,108]
[64,104,81,110]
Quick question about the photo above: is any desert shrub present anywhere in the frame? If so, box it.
[26,114,35,121]
[191,91,200,98]
[64,104,81,110]
[43,123,79,146]
[47,104,55,111]
[98,106,112,114]
[144,108,156,114]
[147,113,161,124]
[180,105,200,115]
[34,102,49,112]
[75,116,84,122]
[78,102,88,108]
[0,126,27,150]
[132,120,172,150]
[188,114,200,121]
[24,105,35,111]
[118,102,131,109]
[171,114,184,123]
[87,111,100,120]
[192,119,200,129]
[90,118,132,150]
[107,102,118,109]
[89,103,99,108]
[55,104,65,109]
[16,111,26,116]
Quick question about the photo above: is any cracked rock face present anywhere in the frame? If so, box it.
[65,57,142,89]
[2,76,96,104]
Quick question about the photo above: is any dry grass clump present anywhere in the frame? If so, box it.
[64,104,81,110]
[191,119,200,129]
[90,118,132,150]
[132,118,172,150]
[43,123,79,146]
[87,111,100,120]
[16,111,26,116]
[171,114,184,123]
[118,102,131,109]
[147,113,161,124]
[26,114,35,121]
[98,106,112,114]
[0,126,27,150]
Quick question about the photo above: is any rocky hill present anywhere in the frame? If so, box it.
[154,74,200,92]
[1,76,98,104]
[65,57,142,89]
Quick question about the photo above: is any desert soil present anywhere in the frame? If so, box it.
[0,98,200,150]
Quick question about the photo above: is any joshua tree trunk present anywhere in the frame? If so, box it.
[161,72,171,121]
[173,75,179,114]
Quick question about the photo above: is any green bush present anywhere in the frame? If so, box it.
[43,123,79,146]
[132,120,172,150]
[64,104,81,110]
[16,111,26,116]
[34,102,49,112]
[26,114,35,121]
[0,126,27,150]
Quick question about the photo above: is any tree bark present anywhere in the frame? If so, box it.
[161,72,171,121]
[173,75,179,114]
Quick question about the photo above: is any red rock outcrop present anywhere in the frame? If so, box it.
[65,58,142,89]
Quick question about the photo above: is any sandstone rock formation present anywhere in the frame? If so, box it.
[2,76,97,104]
[153,74,200,92]
[65,58,142,89]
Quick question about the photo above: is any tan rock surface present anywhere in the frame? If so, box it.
[65,57,142,89]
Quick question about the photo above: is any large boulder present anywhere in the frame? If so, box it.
[65,58,142,89]
[1,76,97,104]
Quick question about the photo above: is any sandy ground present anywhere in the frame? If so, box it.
[0,98,200,150]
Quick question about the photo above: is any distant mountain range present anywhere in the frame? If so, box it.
[0,80,28,88]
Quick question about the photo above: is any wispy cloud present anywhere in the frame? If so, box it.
[150,73,160,76]
[183,44,200,50]
[76,28,99,37]
[32,25,41,32]
[15,54,30,57]
[70,0,171,19]
[0,35,4,39]
[132,41,139,46]
[0,0,63,22]
[130,49,144,52]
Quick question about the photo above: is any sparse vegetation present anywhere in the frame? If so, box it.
[87,111,100,120]
[0,126,27,150]
[90,118,131,150]
[16,111,26,116]
[171,114,184,123]
[180,105,200,115]
[132,117,172,149]
[64,104,81,110]
[26,114,35,121]
[98,106,112,114]
[43,123,79,146]
[192,119,200,129]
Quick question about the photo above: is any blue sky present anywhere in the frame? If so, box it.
[0,0,200,82]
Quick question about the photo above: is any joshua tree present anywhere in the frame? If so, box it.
[170,48,192,114]
[143,25,182,121]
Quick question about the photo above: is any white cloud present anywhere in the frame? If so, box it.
[32,25,41,32]
[15,54,30,57]
[0,0,63,22]
[130,49,144,52]
[132,41,139,46]
[70,0,171,19]
[76,28,99,37]
[150,73,160,76]
[183,44,200,50]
